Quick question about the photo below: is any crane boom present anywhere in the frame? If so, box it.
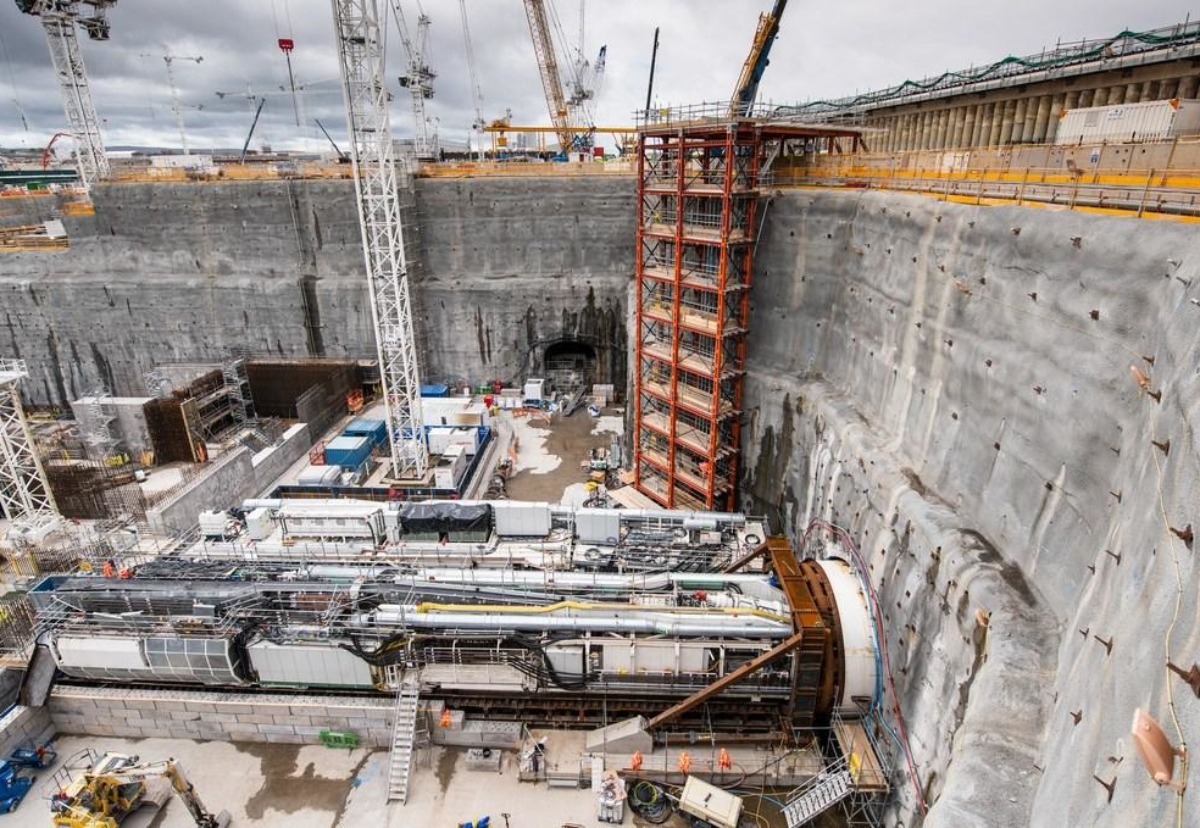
[331,0,428,480]
[18,1,116,188]
[390,0,437,159]
[731,0,788,116]
[521,0,572,151]
[457,0,484,131]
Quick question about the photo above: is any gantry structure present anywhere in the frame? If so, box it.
[632,104,863,510]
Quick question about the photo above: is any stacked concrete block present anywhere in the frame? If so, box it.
[0,704,55,757]
[49,686,393,747]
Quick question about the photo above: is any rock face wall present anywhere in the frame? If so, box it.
[0,176,634,406]
[5,173,1198,827]
[741,189,1200,827]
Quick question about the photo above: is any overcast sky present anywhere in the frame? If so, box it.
[0,1,1195,153]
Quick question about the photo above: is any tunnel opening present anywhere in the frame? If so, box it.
[543,340,597,394]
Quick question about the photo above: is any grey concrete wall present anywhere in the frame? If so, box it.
[744,188,1200,827]
[0,176,635,407]
[49,686,393,747]
[146,422,310,534]
[0,703,55,758]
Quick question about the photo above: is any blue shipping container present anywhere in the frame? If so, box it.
[324,435,372,471]
[421,384,450,398]
[344,418,387,449]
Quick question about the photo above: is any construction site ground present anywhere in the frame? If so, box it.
[14,732,813,827]
[504,407,623,503]
[17,735,600,827]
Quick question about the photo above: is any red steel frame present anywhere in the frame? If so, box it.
[633,119,860,511]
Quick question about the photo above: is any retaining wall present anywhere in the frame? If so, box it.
[49,686,394,747]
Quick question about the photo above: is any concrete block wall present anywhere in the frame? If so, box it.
[145,422,311,534]
[48,686,393,747]
[0,704,56,757]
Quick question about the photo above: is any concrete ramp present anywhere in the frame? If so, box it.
[18,644,55,707]
[585,716,652,755]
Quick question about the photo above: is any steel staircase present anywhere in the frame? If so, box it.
[387,683,421,804]
[782,757,855,827]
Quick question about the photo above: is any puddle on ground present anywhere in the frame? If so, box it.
[435,748,458,793]
[235,742,373,819]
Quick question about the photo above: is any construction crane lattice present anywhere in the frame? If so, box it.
[330,0,428,481]
[20,1,116,188]
[0,359,58,539]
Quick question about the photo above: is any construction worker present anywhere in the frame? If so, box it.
[677,751,691,774]
[718,748,733,771]
[630,750,643,771]
[102,559,115,578]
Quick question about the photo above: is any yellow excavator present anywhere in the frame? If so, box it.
[49,752,231,828]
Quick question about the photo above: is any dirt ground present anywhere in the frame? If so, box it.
[504,408,621,503]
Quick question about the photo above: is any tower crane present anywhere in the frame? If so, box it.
[457,0,485,137]
[142,52,204,155]
[522,0,605,154]
[15,0,117,188]
[389,0,438,159]
[0,359,58,546]
[521,0,572,152]
[330,0,429,481]
[731,0,789,116]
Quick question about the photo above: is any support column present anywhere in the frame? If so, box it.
[1032,95,1053,143]
[1090,87,1108,108]
[962,104,978,148]
[1159,78,1179,99]
[1020,98,1038,143]
[1045,93,1066,144]
[1143,80,1160,101]
[935,109,951,149]
[1179,76,1199,99]
[948,107,964,148]
[1124,83,1142,104]
[920,111,935,151]
[998,99,1017,145]
[988,102,1004,146]
[1106,85,1125,106]
[1008,99,1026,144]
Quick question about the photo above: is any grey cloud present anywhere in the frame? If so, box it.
[1,0,1194,152]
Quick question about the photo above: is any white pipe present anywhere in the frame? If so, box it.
[365,605,791,637]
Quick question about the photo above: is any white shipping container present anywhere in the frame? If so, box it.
[246,506,273,541]
[247,641,374,688]
[524,378,546,402]
[492,501,552,536]
[1055,98,1200,145]
[56,637,145,671]
[297,464,342,485]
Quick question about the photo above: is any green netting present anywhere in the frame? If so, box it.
[788,22,1200,116]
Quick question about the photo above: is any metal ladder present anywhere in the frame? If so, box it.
[782,758,855,827]
[387,683,421,804]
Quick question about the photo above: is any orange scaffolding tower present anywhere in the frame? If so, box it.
[632,115,862,511]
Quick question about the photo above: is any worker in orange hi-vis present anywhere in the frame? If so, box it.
[630,751,643,771]
[102,560,115,578]
[440,708,452,728]
[677,751,691,774]
[718,748,733,771]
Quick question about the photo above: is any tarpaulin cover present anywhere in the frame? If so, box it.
[400,502,491,534]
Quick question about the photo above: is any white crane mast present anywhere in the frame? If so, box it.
[0,360,58,542]
[457,0,485,132]
[20,1,116,188]
[149,53,203,156]
[391,1,438,159]
[330,0,429,481]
